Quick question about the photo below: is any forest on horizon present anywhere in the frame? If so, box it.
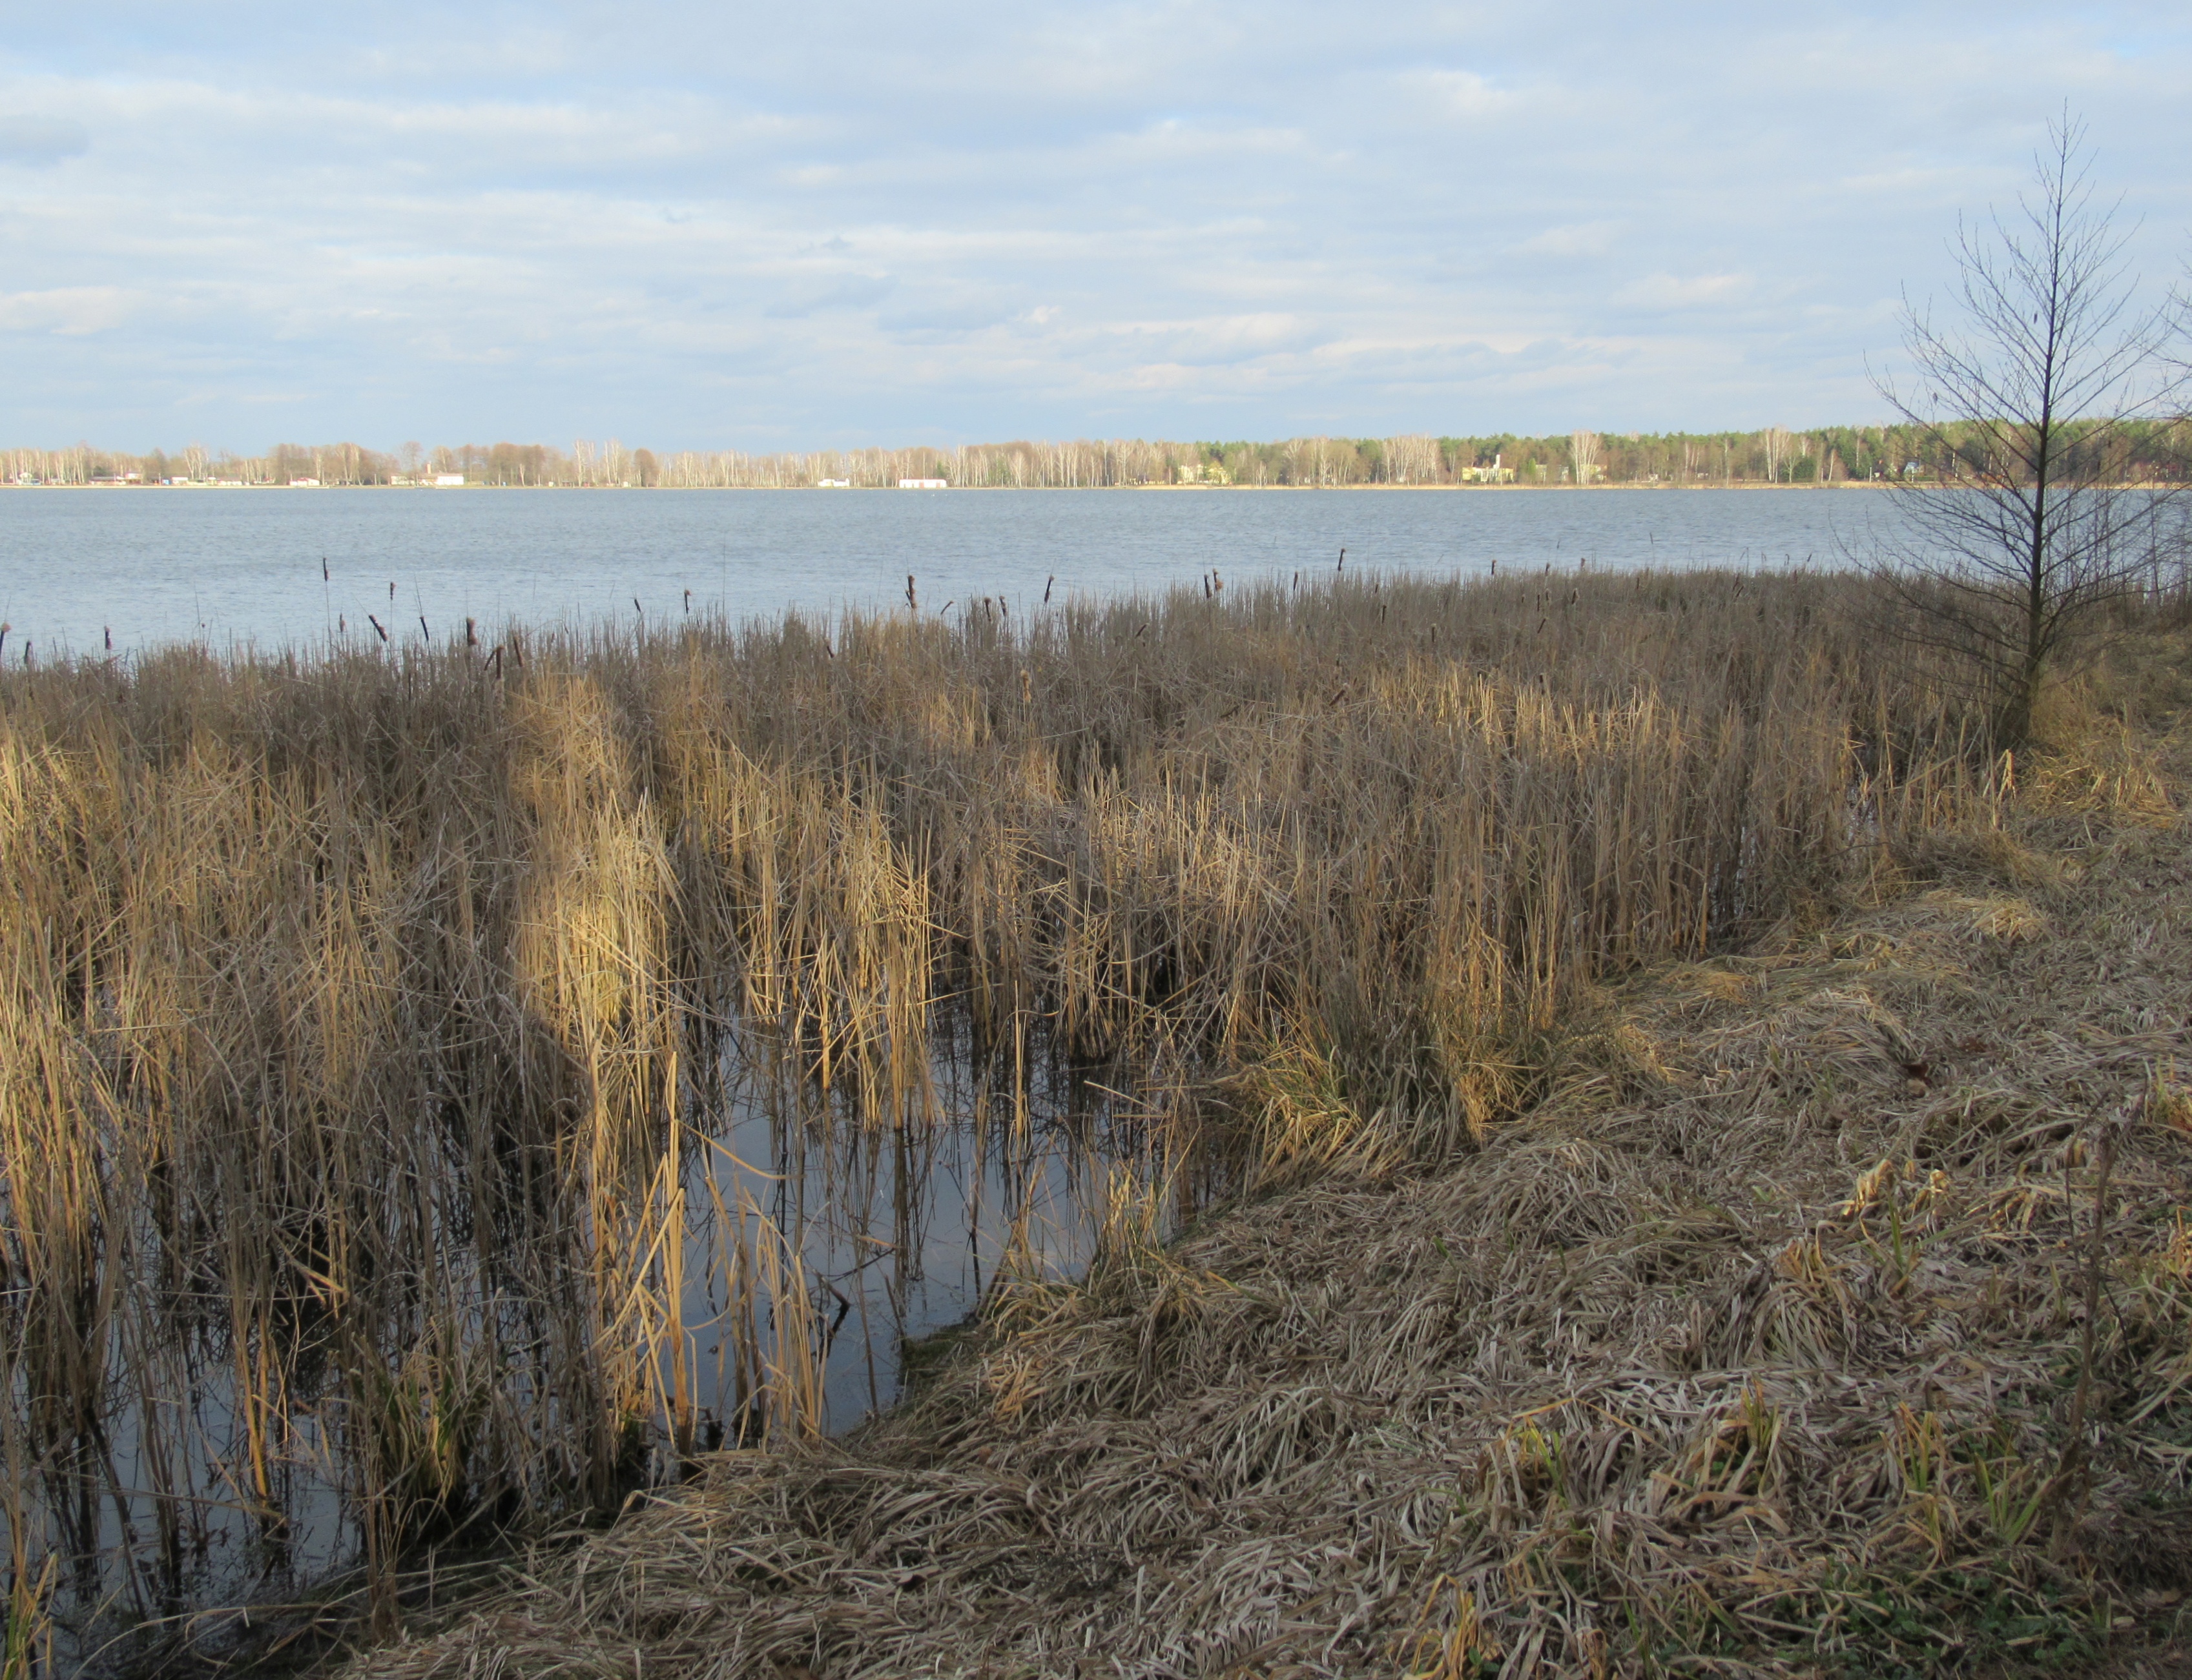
[6,420,2189,490]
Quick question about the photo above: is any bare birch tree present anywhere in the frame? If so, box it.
[1569,429,1600,486]
[1761,426,1790,484]
[1874,112,2188,744]
[1385,435,1440,484]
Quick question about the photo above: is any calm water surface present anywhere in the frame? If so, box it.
[0,486,1901,657]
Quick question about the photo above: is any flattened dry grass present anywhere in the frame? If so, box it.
[355,660,2192,1678]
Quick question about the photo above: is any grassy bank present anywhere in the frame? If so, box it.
[349,631,2192,1677]
[1,569,2039,1671]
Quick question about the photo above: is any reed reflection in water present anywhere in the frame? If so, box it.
[685,1016,1195,1451]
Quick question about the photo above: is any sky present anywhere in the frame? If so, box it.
[0,2,2187,455]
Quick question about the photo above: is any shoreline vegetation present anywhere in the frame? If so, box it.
[4,569,2191,1677]
[8,421,2189,491]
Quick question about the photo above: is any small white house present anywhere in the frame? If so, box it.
[435,473,466,487]
[897,477,947,489]
[289,478,321,487]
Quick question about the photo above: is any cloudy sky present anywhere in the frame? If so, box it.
[1,1,2186,454]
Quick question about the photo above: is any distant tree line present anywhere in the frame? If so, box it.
[6,422,2189,489]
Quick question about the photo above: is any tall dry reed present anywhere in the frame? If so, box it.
[0,568,1983,1663]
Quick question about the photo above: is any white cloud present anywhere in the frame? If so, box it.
[1420,69,1527,119]
[0,287,132,334]
[1514,221,1623,258]
[1615,272,1756,309]
[0,3,2182,444]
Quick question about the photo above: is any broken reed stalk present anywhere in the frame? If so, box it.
[0,568,1987,1661]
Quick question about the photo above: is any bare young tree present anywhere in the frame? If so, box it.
[1874,112,2188,744]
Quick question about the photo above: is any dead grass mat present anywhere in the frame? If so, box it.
[351,723,2192,1679]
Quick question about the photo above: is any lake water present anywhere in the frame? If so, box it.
[0,486,1901,657]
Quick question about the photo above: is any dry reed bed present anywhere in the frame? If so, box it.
[1,571,1980,1667]
[354,677,2192,1679]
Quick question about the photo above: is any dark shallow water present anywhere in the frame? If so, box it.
[37,1023,1165,1676]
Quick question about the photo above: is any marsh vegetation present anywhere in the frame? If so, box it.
[1,567,2024,1670]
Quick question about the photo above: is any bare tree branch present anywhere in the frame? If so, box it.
[1872,110,2191,744]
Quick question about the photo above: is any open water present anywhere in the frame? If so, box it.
[0,486,1903,657]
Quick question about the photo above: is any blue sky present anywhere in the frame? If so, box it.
[1,2,2186,453]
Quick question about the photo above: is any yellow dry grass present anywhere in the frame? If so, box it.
[340,631,2192,1679]
[0,566,2131,1674]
